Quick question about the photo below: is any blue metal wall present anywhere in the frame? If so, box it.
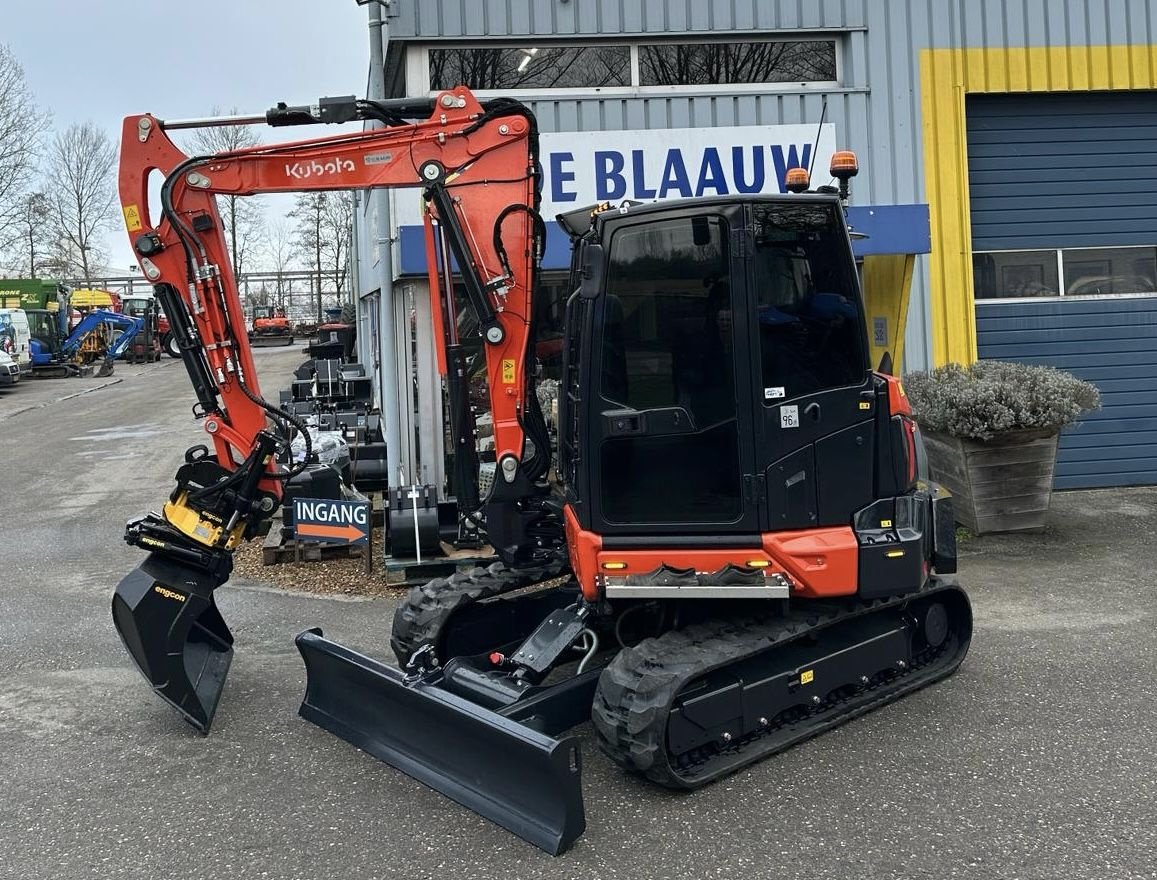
[375,0,1157,371]
[970,91,1157,489]
[968,93,1157,251]
[977,297,1157,489]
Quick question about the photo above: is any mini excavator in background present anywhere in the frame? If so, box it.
[111,87,971,855]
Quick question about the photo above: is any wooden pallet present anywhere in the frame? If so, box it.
[261,521,369,565]
[380,543,497,586]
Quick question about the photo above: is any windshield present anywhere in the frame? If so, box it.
[27,312,56,339]
[752,202,868,400]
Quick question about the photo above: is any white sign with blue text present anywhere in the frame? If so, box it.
[390,123,837,228]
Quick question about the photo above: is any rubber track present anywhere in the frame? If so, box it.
[591,580,971,789]
[390,553,570,666]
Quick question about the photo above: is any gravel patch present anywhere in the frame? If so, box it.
[230,528,406,599]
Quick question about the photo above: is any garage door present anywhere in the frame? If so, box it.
[968,92,1157,489]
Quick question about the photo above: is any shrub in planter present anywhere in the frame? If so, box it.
[904,361,1100,534]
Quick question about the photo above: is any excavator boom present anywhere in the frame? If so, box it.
[112,89,547,733]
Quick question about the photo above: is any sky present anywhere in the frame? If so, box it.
[5,0,371,273]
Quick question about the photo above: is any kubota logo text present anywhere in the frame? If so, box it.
[285,158,356,180]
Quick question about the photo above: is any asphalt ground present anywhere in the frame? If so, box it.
[2,346,1156,880]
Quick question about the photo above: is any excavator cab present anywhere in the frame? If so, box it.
[566,198,876,541]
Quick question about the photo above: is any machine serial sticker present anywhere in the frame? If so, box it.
[363,152,395,165]
[779,405,799,429]
[801,669,815,685]
[123,204,143,232]
[502,358,516,384]
[873,316,889,347]
[764,387,785,400]
[153,585,187,603]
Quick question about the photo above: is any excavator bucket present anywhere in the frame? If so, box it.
[111,554,233,733]
[296,629,586,855]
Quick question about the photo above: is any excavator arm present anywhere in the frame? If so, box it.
[58,309,143,360]
[112,88,547,733]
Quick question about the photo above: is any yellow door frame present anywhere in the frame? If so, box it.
[920,44,1157,365]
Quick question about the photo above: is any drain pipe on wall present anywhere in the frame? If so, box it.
[362,0,403,499]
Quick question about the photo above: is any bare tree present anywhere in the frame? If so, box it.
[12,191,51,276]
[289,191,354,320]
[289,191,326,322]
[321,191,353,301]
[263,218,296,311]
[0,45,51,250]
[46,122,117,284]
[185,107,264,280]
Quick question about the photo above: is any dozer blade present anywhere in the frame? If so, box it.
[248,334,295,347]
[296,629,586,855]
[111,554,233,733]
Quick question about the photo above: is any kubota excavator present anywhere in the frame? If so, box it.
[111,88,971,855]
[248,304,294,346]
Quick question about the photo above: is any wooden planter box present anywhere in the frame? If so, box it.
[922,429,1060,534]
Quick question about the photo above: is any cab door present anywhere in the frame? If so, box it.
[587,205,761,536]
[744,201,877,532]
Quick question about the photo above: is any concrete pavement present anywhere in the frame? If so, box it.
[2,345,1156,879]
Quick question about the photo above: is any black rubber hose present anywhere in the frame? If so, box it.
[159,155,312,480]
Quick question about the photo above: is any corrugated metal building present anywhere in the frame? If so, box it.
[354,0,1157,489]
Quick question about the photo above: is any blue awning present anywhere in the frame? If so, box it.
[396,203,930,276]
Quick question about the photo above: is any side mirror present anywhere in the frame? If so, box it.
[580,243,604,299]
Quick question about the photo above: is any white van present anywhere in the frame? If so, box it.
[0,308,33,375]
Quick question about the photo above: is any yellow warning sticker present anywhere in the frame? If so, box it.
[880,519,893,528]
[800,669,814,685]
[859,401,871,410]
[502,358,516,384]
[123,204,143,232]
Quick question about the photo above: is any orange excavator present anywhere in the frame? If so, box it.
[111,88,971,854]
[248,304,294,346]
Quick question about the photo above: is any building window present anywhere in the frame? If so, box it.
[638,40,837,86]
[973,250,1060,299]
[422,39,840,95]
[1062,247,1157,296]
[428,46,630,91]
[974,246,1157,300]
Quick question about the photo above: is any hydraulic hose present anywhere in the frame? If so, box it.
[159,155,313,480]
